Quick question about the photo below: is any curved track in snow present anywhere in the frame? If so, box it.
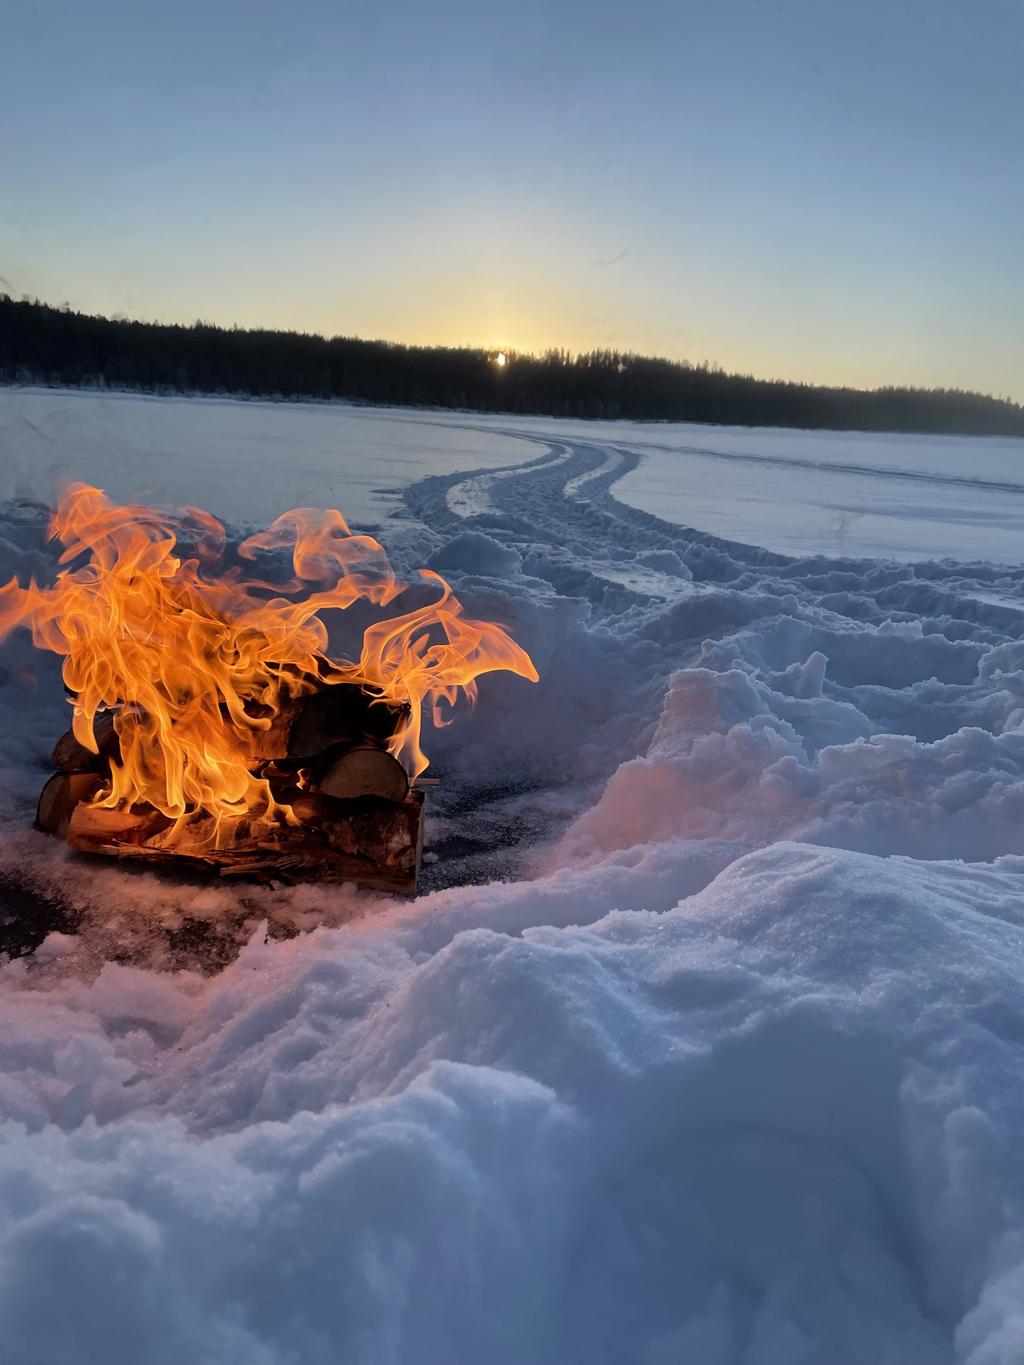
[399,427,1024,884]
[410,425,1024,634]
[410,433,790,610]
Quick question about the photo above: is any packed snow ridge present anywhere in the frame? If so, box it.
[2,390,1024,1364]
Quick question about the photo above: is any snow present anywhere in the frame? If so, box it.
[610,424,1024,563]
[2,386,1024,1362]
[0,387,534,528]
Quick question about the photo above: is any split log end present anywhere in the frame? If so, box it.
[36,772,104,839]
[317,746,409,803]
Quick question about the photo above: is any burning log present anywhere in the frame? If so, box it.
[275,789,424,891]
[241,685,408,764]
[316,746,409,803]
[66,801,172,851]
[51,711,120,772]
[49,790,424,894]
[53,790,425,893]
[6,483,540,902]
[36,772,103,838]
[284,685,410,759]
[287,783,424,893]
[38,679,426,893]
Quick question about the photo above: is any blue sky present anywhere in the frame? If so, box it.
[3,0,1022,397]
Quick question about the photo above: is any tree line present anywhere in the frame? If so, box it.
[2,295,1022,437]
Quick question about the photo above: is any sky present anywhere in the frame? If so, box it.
[2,0,1022,399]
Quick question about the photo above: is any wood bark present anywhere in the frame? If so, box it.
[51,712,120,772]
[60,791,425,895]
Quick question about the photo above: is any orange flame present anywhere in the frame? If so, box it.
[0,483,538,846]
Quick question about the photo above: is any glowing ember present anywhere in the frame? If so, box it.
[0,483,538,849]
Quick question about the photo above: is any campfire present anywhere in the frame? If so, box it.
[1,484,538,894]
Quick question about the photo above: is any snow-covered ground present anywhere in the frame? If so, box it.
[2,387,1024,1363]
[8,386,1024,560]
[612,424,1024,564]
[0,387,533,528]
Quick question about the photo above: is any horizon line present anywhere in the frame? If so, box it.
[4,292,1020,410]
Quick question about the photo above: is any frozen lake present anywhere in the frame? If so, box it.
[0,387,532,528]
[3,387,1023,564]
[611,423,1024,563]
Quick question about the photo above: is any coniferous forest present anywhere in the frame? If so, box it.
[2,295,1022,437]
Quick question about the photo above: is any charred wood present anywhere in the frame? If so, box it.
[62,791,425,895]
[286,684,409,759]
[51,711,120,772]
[242,684,408,762]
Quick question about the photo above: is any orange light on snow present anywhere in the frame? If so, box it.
[0,483,538,848]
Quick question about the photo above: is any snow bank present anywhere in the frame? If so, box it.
[560,660,1024,865]
[2,844,1024,1363]
[2,392,1024,1362]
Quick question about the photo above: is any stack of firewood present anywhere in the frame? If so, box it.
[36,683,426,894]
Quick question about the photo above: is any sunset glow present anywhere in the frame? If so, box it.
[4,1,1020,399]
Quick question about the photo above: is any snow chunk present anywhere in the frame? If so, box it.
[428,530,522,578]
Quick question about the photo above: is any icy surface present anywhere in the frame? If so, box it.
[611,424,1024,563]
[2,389,1024,1362]
[0,387,534,528]
[7,386,1024,561]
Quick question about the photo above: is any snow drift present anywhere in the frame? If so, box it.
[2,844,1024,1364]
